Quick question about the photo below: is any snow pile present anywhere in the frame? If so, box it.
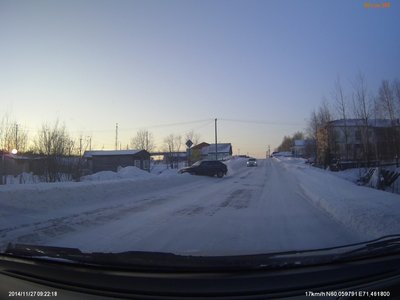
[157,168,180,176]
[275,156,306,165]
[276,156,400,239]
[5,172,41,184]
[0,172,199,249]
[81,171,118,181]
[5,172,74,184]
[332,168,362,183]
[81,166,154,182]
[118,166,154,179]
[223,157,248,176]
[272,151,292,157]
[150,164,180,176]
[368,167,382,189]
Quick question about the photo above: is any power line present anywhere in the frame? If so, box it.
[16,119,215,134]
[172,119,214,137]
[127,118,214,130]
[219,118,304,126]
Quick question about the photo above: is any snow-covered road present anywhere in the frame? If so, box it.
[1,157,400,255]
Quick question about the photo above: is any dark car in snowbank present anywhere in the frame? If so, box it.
[178,160,228,178]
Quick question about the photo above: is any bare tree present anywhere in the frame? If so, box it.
[164,134,182,153]
[72,135,93,180]
[292,131,304,140]
[332,77,350,160]
[276,132,304,153]
[306,101,333,167]
[33,120,75,182]
[0,115,29,153]
[352,73,373,164]
[276,135,292,152]
[379,80,396,121]
[306,110,318,140]
[352,73,372,121]
[163,134,182,168]
[317,101,333,167]
[392,79,400,119]
[130,129,155,152]
[318,100,332,125]
[306,109,319,159]
[392,79,400,162]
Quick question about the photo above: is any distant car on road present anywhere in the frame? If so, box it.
[247,158,257,167]
[178,160,228,178]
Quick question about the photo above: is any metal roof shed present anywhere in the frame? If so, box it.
[83,150,150,173]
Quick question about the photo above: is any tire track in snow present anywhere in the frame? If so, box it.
[0,196,169,250]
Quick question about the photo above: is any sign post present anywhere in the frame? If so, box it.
[186,139,193,166]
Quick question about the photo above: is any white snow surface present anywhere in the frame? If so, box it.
[1,157,400,256]
[81,166,154,181]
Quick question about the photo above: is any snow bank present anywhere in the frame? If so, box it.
[150,164,180,177]
[223,157,248,176]
[332,168,362,183]
[0,166,183,219]
[0,172,198,229]
[81,166,154,182]
[272,151,292,157]
[276,156,400,239]
[5,172,73,184]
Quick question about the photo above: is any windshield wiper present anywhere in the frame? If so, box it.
[4,235,400,271]
[331,235,400,262]
[2,243,321,271]
[4,243,90,264]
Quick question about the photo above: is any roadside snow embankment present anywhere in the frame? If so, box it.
[0,166,193,229]
[275,157,400,239]
[81,166,154,181]
[223,157,248,176]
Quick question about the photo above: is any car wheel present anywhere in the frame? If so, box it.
[216,170,224,178]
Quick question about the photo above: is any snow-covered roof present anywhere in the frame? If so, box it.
[201,143,232,155]
[83,150,143,158]
[329,119,397,128]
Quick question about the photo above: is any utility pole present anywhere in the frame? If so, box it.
[115,123,118,150]
[79,138,82,156]
[145,131,149,151]
[215,118,218,160]
[15,123,18,150]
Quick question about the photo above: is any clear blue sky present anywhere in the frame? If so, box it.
[1,0,399,157]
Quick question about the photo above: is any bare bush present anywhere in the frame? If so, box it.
[130,129,155,152]
[33,121,75,182]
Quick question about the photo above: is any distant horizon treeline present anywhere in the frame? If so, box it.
[0,116,203,157]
